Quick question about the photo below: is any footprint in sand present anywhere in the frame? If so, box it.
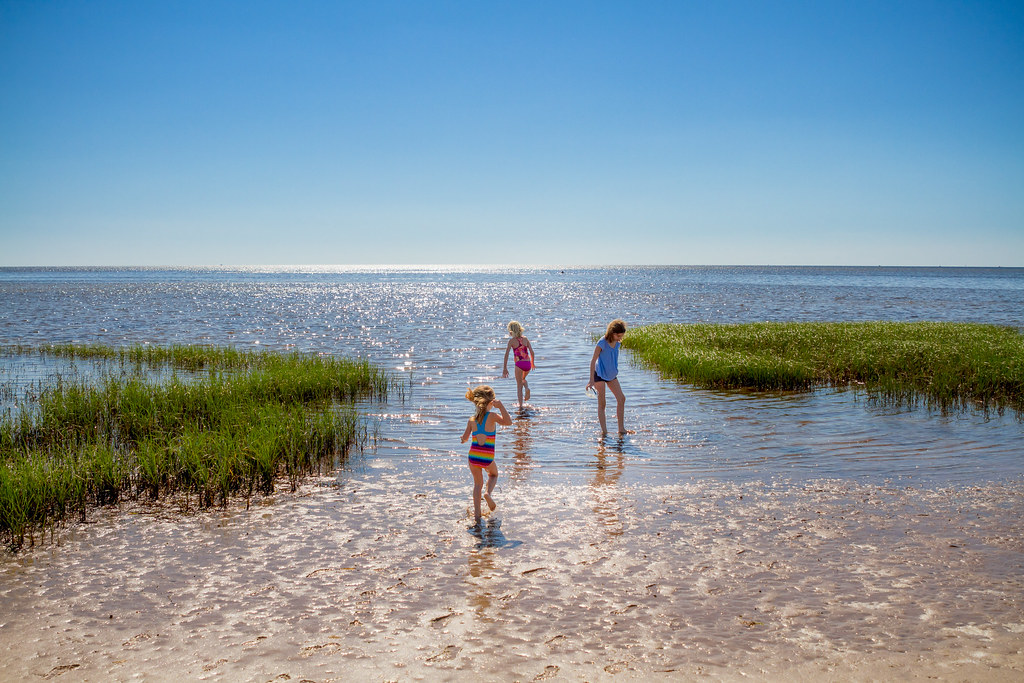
[534,665,559,680]
[44,664,80,679]
[429,611,458,628]
[426,645,461,662]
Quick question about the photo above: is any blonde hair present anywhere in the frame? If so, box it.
[507,320,524,338]
[604,318,626,342]
[465,384,495,424]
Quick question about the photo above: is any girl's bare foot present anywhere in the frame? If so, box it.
[484,493,497,512]
[524,386,531,400]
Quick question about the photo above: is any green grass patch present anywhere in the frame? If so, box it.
[623,322,1024,415]
[0,345,393,550]
[9,342,267,371]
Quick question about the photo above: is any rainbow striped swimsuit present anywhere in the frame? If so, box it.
[468,411,496,468]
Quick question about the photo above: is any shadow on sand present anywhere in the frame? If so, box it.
[467,518,522,550]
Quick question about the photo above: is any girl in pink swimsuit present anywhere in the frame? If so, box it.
[502,320,536,407]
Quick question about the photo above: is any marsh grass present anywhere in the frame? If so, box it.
[623,322,1024,416]
[8,342,265,372]
[0,345,392,550]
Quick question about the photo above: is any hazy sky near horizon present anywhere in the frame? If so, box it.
[2,1,1022,267]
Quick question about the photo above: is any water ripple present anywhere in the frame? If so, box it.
[2,266,1022,485]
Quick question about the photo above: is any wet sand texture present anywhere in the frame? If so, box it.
[1,457,1022,682]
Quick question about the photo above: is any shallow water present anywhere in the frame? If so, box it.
[1,464,1021,681]
[1,266,1023,680]
[5,265,1020,486]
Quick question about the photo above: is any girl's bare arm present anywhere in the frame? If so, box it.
[586,345,601,389]
[490,399,513,427]
[502,340,512,377]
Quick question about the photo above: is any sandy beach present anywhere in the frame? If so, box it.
[1,447,1021,682]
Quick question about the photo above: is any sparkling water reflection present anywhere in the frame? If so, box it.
[1,266,1022,486]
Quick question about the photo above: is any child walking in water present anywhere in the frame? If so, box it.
[461,385,513,523]
[502,321,536,407]
[586,319,631,436]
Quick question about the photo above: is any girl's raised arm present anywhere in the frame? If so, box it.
[491,399,513,427]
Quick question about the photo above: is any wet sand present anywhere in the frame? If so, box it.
[2,447,1022,682]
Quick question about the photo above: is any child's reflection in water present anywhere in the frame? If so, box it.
[508,408,535,483]
[466,543,498,621]
[590,438,625,538]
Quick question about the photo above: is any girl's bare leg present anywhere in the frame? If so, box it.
[483,461,498,511]
[607,378,627,434]
[470,464,484,521]
[515,368,528,405]
[595,381,608,435]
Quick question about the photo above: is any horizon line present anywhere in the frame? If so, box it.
[2,263,1023,269]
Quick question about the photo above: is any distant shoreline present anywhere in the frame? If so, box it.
[2,264,1024,271]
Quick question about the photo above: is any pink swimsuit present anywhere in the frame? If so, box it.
[512,339,532,373]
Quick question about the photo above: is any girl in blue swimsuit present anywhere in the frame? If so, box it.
[586,319,631,436]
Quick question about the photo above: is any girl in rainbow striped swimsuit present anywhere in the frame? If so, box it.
[461,385,512,523]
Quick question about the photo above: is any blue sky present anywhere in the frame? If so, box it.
[1,0,1022,266]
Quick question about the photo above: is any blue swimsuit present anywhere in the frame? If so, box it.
[594,338,619,382]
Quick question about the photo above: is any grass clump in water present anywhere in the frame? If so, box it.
[623,322,1024,415]
[20,342,267,371]
[0,345,392,550]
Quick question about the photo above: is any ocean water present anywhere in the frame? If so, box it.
[3,266,1024,681]
[1,265,1022,486]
